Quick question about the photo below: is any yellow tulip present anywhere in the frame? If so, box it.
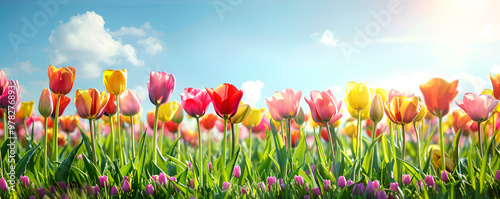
[428,145,455,172]
[346,100,370,120]
[332,119,341,128]
[228,103,251,124]
[122,108,142,124]
[102,69,127,95]
[158,101,183,124]
[374,88,388,103]
[414,102,428,122]
[242,108,265,128]
[16,101,35,119]
[346,82,372,111]
[343,120,357,137]
[267,112,282,130]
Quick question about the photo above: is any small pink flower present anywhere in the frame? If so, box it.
[208,162,213,171]
[122,180,131,192]
[295,175,304,186]
[441,171,449,183]
[323,180,331,191]
[110,186,118,196]
[159,173,167,185]
[233,166,241,178]
[390,182,399,192]
[338,176,346,188]
[495,170,500,181]
[145,184,154,196]
[99,175,109,187]
[402,174,411,186]
[312,187,322,196]
[424,175,435,187]
[20,176,29,187]
[222,182,230,191]
[241,185,248,194]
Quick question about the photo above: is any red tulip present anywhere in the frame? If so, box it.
[164,120,179,133]
[305,89,342,124]
[119,89,141,117]
[148,71,175,106]
[47,65,76,96]
[206,83,243,119]
[147,110,161,130]
[51,93,70,117]
[38,88,53,118]
[104,95,117,116]
[181,88,211,118]
[59,115,80,133]
[420,78,458,118]
[200,113,218,131]
[266,88,302,121]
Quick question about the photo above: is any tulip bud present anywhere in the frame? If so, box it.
[99,175,109,187]
[366,181,376,199]
[347,180,354,187]
[372,180,380,190]
[151,175,159,182]
[208,162,213,171]
[338,176,346,188]
[159,173,167,185]
[267,176,276,187]
[38,88,53,118]
[312,187,322,196]
[20,176,29,187]
[376,190,388,199]
[370,94,384,123]
[124,176,129,182]
[279,178,285,189]
[30,196,36,199]
[222,182,230,191]
[352,183,365,197]
[190,179,194,189]
[294,108,305,126]
[390,182,399,192]
[50,185,56,194]
[58,182,67,190]
[145,184,154,196]
[188,162,192,169]
[441,171,449,183]
[304,195,310,199]
[424,175,435,187]
[294,175,304,186]
[110,186,118,196]
[323,180,331,192]
[241,185,248,194]
[38,188,46,198]
[496,170,500,181]
[233,166,241,178]
[122,180,131,192]
[258,181,266,191]
[402,174,411,186]
[93,186,100,195]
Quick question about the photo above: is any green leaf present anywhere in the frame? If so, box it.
[134,130,148,184]
[452,129,463,170]
[313,129,328,166]
[55,141,83,182]
[239,149,253,185]
[292,130,307,167]
[224,147,241,180]
[82,154,101,184]
[397,157,425,181]
[270,120,287,179]
[120,159,134,177]
[15,143,40,178]
[362,134,383,173]
[167,136,181,157]
[77,123,93,160]
[479,130,498,193]
[267,152,281,173]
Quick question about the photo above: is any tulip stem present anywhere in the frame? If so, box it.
[356,110,362,180]
[248,129,252,162]
[208,129,212,161]
[110,115,115,161]
[414,122,421,170]
[326,123,336,175]
[478,121,482,157]
[153,105,159,163]
[196,117,203,186]
[89,119,97,165]
[160,124,164,153]
[23,120,29,141]
[231,123,235,159]
[52,95,61,161]
[369,121,378,179]
[115,95,124,166]
[439,117,446,173]
[44,117,48,182]
[287,118,292,172]
[2,110,6,143]
[222,117,228,176]
[130,116,135,158]
[402,124,406,161]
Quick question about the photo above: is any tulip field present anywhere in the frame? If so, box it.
[1,66,500,199]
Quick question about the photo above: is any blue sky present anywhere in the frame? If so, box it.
[1,0,499,120]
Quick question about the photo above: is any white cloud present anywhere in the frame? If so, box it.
[491,65,500,74]
[1,60,40,77]
[241,80,264,108]
[320,30,339,46]
[0,67,17,77]
[137,36,164,55]
[47,11,144,78]
[111,26,146,37]
[478,24,500,39]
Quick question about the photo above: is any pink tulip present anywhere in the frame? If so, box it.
[388,89,414,103]
[338,176,346,188]
[38,188,46,198]
[424,175,435,187]
[222,182,230,191]
[110,186,118,196]
[241,185,247,194]
[148,71,175,106]
[295,175,304,186]
[0,80,22,112]
[99,175,109,187]
[441,171,449,183]
[233,166,241,178]
[120,89,142,117]
[402,174,411,186]
[122,180,131,192]
[20,176,29,187]
[266,88,302,121]
[390,182,399,192]
[0,70,7,95]
[181,88,211,118]
[159,173,167,185]
[145,184,154,195]
[457,93,498,122]
[305,89,342,124]
[323,180,331,191]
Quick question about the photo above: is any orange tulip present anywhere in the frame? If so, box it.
[419,78,459,118]
[183,129,198,146]
[451,109,473,134]
[147,110,161,130]
[59,115,80,133]
[46,129,66,146]
[47,65,76,96]
[51,93,70,117]
[384,96,420,125]
[201,113,218,131]
[74,88,109,119]
[490,73,500,100]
